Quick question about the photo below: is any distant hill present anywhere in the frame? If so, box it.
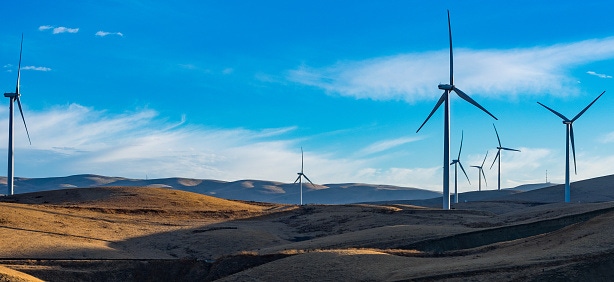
[507,182,558,192]
[363,178,614,207]
[0,174,441,205]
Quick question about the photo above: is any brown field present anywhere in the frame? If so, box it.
[0,183,613,281]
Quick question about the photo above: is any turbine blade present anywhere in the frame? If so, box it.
[537,102,570,122]
[482,169,487,186]
[16,97,31,145]
[416,92,446,133]
[301,147,304,173]
[481,151,489,167]
[457,130,464,160]
[493,123,501,147]
[570,124,577,175]
[303,174,316,187]
[447,10,453,85]
[459,161,471,185]
[453,88,498,120]
[293,175,301,184]
[16,33,23,94]
[501,147,520,152]
[490,150,500,169]
[571,90,606,122]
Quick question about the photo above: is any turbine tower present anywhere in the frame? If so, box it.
[293,147,315,205]
[450,131,470,204]
[3,34,31,196]
[471,151,488,192]
[490,124,519,190]
[416,10,497,210]
[537,90,605,203]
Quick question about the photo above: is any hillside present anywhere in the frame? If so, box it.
[0,182,613,280]
[1,174,441,204]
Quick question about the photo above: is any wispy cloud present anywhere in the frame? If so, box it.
[95,31,124,37]
[359,136,422,155]
[599,132,614,143]
[288,37,614,102]
[1,104,612,191]
[0,104,363,184]
[39,25,79,34]
[22,66,52,72]
[586,71,612,79]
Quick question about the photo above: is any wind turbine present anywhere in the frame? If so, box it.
[416,10,497,210]
[293,147,315,205]
[471,151,488,192]
[450,131,470,204]
[537,90,605,203]
[3,34,31,196]
[490,124,519,190]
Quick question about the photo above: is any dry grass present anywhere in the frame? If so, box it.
[0,185,614,281]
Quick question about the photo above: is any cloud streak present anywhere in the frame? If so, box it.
[586,71,612,79]
[39,25,79,34]
[359,136,422,156]
[22,66,52,72]
[288,37,614,102]
[95,31,124,37]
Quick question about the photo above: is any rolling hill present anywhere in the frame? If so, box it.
[0,174,441,204]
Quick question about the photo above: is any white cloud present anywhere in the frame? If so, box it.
[53,27,79,34]
[0,104,611,192]
[40,26,79,34]
[22,66,52,72]
[288,37,614,102]
[586,71,612,78]
[0,104,366,184]
[95,31,124,37]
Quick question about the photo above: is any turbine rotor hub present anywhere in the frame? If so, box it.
[563,121,572,125]
[438,84,454,90]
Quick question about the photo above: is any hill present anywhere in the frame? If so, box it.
[1,174,441,204]
[0,180,614,280]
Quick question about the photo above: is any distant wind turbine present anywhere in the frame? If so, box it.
[471,151,488,192]
[416,10,497,210]
[450,131,470,204]
[293,147,316,205]
[490,124,519,190]
[537,90,605,203]
[3,34,32,196]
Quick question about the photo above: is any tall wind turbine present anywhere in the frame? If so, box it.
[293,147,315,205]
[416,10,497,210]
[537,91,605,203]
[3,34,31,196]
[450,131,470,204]
[471,151,488,192]
[490,124,519,190]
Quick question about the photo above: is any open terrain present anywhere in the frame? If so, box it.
[0,174,442,204]
[0,176,612,280]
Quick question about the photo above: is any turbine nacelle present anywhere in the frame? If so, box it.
[3,92,19,98]
[563,121,572,125]
[438,84,454,91]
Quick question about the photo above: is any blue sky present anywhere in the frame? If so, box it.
[1,1,614,193]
